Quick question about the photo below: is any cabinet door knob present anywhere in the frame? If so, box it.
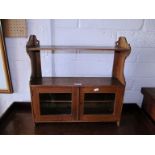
[94,88,99,92]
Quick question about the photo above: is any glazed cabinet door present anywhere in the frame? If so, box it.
[79,86,124,122]
[31,87,78,122]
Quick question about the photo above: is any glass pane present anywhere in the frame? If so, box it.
[39,93,72,115]
[84,93,115,114]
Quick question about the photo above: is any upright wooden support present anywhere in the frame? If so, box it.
[112,37,131,85]
[26,35,42,80]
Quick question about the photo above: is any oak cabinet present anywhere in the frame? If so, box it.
[26,35,131,126]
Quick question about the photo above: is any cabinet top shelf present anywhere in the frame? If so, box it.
[30,77,124,87]
[27,45,130,52]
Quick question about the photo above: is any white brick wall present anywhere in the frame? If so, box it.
[143,20,155,31]
[52,28,116,45]
[53,19,78,28]
[1,19,155,116]
[79,19,144,30]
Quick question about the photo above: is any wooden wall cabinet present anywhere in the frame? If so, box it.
[26,35,131,126]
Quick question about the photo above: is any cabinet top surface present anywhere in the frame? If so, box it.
[27,45,130,52]
[30,77,124,87]
[141,87,155,100]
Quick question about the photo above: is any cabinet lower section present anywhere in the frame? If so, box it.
[30,79,124,126]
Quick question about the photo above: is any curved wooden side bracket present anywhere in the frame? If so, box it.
[26,35,42,80]
[112,37,131,85]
